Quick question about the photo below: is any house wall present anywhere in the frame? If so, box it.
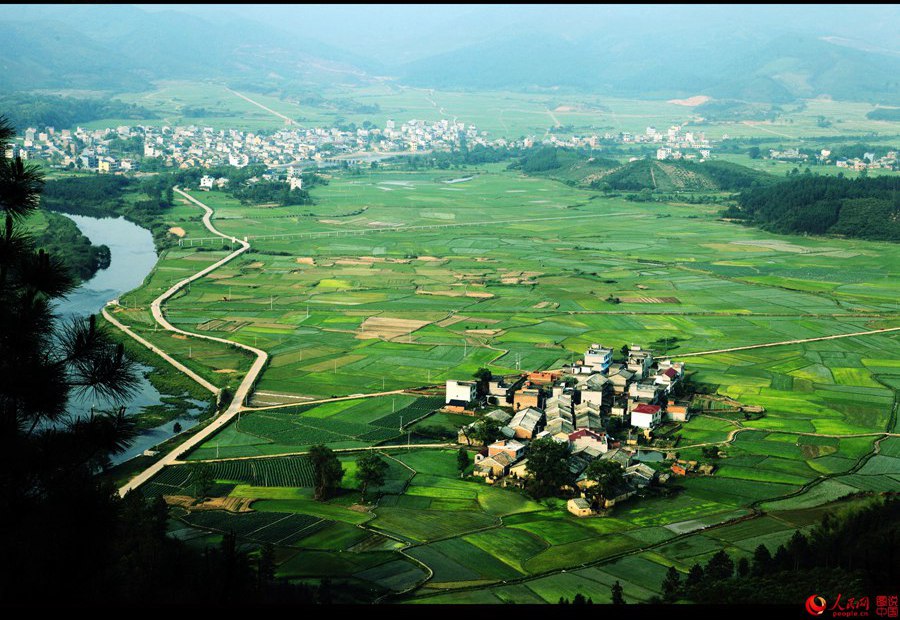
[446,380,476,404]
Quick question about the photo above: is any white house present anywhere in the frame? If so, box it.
[445,380,477,405]
[199,175,215,190]
[631,403,662,430]
[584,344,612,373]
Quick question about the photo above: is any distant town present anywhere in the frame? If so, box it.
[9,116,725,173]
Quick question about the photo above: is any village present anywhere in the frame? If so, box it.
[12,118,486,173]
[446,344,718,517]
[9,115,719,174]
[767,146,898,171]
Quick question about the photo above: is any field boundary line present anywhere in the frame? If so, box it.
[177,442,456,464]
[674,326,900,358]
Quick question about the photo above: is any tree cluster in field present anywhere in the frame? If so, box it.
[0,93,158,132]
[388,143,526,171]
[866,107,900,121]
[654,498,899,604]
[230,181,312,207]
[724,174,900,240]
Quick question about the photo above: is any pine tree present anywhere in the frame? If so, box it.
[611,580,626,605]
[661,566,682,602]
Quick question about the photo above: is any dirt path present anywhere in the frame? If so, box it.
[101,305,219,394]
[673,326,900,359]
[243,389,410,412]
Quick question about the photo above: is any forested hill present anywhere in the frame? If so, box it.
[723,175,900,241]
[589,159,775,192]
[514,149,774,192]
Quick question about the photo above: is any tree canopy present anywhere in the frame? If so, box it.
[525,437,572,497]
[309,444,344,501]
[355,452,388,502]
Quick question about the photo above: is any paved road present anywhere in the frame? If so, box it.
[117,188,269,497]
[227,88,295,125]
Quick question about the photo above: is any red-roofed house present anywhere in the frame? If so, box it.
[568,428,609,453]
[631,403,662,429]
[655,366,680,392]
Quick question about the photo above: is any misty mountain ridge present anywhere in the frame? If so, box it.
[1,4,899,105]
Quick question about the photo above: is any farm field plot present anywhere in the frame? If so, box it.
[181,510,333,547]
[139,455,315,499]
[186,395,443,459]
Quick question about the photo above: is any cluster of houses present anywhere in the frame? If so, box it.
[767,147,898,171]
[533,124,715,161]
[12,117,496,173]
[12,111,725,176]
[447,344,698,516]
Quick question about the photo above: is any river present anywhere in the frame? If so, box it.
[55,214,207,465]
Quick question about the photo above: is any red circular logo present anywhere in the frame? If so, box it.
[806,595,827,616]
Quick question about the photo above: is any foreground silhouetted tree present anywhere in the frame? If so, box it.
[611,580,626,605]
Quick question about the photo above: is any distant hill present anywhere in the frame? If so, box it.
[724,175,900,241]
[515,152,775,193]
[0,5,373,93]
[400,32,900,105]
[596,159,776,192]
[509,148,619,181]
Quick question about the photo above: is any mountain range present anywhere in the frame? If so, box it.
[3,4,899,104]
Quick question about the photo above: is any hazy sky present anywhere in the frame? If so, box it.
[134,4,900,64]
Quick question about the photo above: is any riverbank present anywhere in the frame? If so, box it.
[57,211,215,464]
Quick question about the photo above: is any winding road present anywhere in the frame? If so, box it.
[116,188,269,497]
